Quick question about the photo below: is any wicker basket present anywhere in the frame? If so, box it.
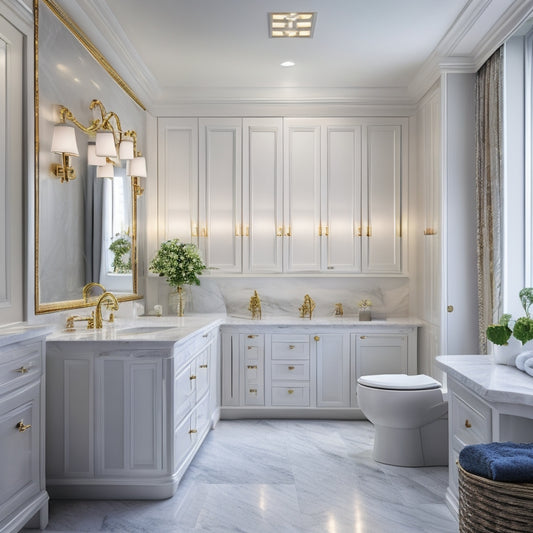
[458,463,533,532]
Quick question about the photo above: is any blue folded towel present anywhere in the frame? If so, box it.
[459,442,533,482]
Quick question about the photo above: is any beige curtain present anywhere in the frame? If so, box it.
[475,47,503,354]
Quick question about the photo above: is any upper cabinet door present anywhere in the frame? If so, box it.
[322,122,362,273]
[284,120,322,272]
[362,123,403,273]
[157,118,199,245]
[199,119,242,273]
[243,119,283,273]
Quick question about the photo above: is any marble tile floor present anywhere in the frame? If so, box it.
[31,420,458,533]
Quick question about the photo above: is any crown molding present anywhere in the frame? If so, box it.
[0,0,33,26]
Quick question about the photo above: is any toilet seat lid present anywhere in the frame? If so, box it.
[357,374,442,390]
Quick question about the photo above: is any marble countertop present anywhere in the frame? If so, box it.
[0,323,53,348]
[223,315,421,327]
[436,355,533,408]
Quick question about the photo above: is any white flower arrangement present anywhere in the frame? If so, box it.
[149,239,206,289]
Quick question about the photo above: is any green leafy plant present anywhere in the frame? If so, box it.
[486,288,533,346]
[149,239,206,289]
[109,234,132,273]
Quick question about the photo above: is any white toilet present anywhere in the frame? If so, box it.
[357,374,448,467]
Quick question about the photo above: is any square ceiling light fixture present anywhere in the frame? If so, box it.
[269,12,316,38]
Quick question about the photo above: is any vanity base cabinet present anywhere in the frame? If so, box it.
[221,325,417,418]
[0,337,48,533]
[46,326,219,500]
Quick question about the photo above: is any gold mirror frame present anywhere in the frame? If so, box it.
[34,0,145,314]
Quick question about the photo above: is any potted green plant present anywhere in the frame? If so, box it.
[149,239,206,316]
[109,233,132,273]
[487,288,533,364]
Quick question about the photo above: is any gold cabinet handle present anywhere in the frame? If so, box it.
[314,336,320,342]
[248,334,258,339]
[248,345,254,350]
[247,365,258,370]
[191,223,199,238]
[288,389,294,395]
[16,420,31,432]
[289,345,295,350]
[189,429,198,434]
[249,388,257,393]
[276,226,283,237]
[15,366,29,374]
[360,336,366,340]
[190,375,197,380]
[355,226,362,237]
[465,419,472,428]
[288,366,295,370]
[285,226,292,237]
[199,364,208,369]
[366,226,372,237]
[424,228,437,236]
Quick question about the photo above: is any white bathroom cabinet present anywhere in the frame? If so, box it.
[221,324,417,417]
[0,332,49,533]
[157,116,407,275]
[45,325,219,499]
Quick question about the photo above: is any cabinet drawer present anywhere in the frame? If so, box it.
[243,334,263,346]
[174,363,196,425]
[196,349,210,401]
[244,344,263,361]
[174,329,215,370]
[174,412,197,470]
[451,385,492,447]
[271,337,309,360]
[271,385,309,406]
[271,361,309,381]
[0,341,42,394]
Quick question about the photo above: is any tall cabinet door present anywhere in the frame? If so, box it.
[199,119,242,272]
[283,119,322,272]
[362,124,403,273]
[243,118,283,273]
[315,333,350,407]
[157,118,199,244]
[322,122,362,272]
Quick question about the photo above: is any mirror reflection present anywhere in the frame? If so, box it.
[35,0,146,313]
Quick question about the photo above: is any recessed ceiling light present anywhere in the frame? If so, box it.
[281,61,295,67]
[269,12,316,38]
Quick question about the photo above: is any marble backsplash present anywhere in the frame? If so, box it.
[149,276,410,319]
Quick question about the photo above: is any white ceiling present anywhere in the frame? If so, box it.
[52,0,533,109]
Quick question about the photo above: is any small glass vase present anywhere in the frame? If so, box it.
[176,286,185,317]
[359,309,372,321]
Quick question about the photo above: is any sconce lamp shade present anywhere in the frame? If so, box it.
[118,138,134,160]
[128,156,147,177]
[96,163,115,178]
[51,125,79,156]
[87,143,106,166]
[95,131,117,157]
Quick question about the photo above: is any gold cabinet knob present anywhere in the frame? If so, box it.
[314,336,320,341]
[288,366,295,370]
[447,305,454,313]
[247,365,258,370]
[465,419,472,428]
[199,364,208,369]
[188,429,198,434]
[189,375,197,380]
[288,389,294,394]
[16,420,31,432]
[248,335,258,339]
[15,366,29,374]
[248,346,253,350]
[289,345,295,350]
[360,336,367,340]
[249,388,257,393]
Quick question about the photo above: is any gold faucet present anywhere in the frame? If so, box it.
[82,282,106,302]
[65,314,94,330]
[248,290,262,320]
[299,294,316,320]
[94,292,119,329]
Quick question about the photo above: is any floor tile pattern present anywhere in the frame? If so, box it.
[30,420,458,532]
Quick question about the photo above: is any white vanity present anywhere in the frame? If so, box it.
[0,325,50,533]
[43,315,418,500]
[437,355,533,518]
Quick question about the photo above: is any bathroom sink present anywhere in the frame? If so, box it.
[117,326,174,335]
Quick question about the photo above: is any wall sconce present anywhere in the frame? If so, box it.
[50,99,147,194]
[51,124,79,182]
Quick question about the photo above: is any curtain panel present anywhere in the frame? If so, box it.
[475,47,503,354]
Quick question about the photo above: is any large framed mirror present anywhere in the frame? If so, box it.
[34,0,146,313]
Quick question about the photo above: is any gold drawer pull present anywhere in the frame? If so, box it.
[15,366,29,374]
[288,389,295,394]
[199,364,208,369]
[360,336,367,340]
[249,388,257,393]
[248,346,254,350]
[465,419,472,428]
[248,335,258,339]
[189,429,198,434]
[16,420,31,432]
[288,366,295,370]
[289,345,295,350]
[247,365,258,370]
[190,375,197,380]
[314,336,320,342]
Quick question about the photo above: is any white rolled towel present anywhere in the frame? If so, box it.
[524,357,533,378]
[515,351,533,371]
